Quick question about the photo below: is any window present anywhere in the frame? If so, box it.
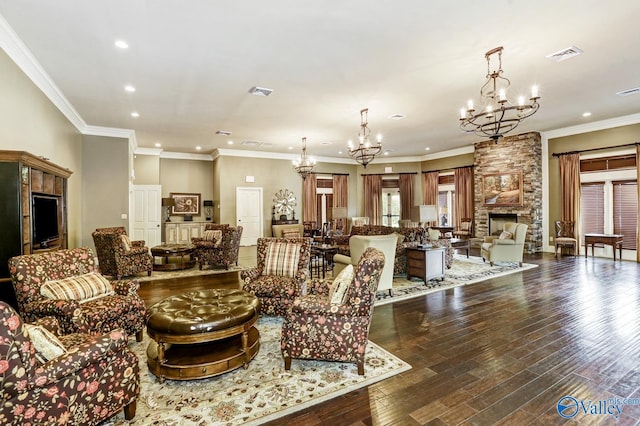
[613,180,638,250]
[580,183,605,238]
[382,189,400,227]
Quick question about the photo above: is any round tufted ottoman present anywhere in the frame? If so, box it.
[146,289,261,382]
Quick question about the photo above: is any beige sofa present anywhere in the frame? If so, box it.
[481,222,529,266]
[272,223,305,238]
[333,235,397,295]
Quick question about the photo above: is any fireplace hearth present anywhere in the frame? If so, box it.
[488,213,518,236]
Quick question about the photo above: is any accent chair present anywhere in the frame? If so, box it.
[0,301,140,425]
[453,218,473,239]
[192,225,243,269]
[91,226,152,279]
[240,237,312,316]
[554,220,578,257]
[9,247,147,341]
[281,247,385,375]
[481,222,529,266]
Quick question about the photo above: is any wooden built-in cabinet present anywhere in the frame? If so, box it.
[0,151,72,308]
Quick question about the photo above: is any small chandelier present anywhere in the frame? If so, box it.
[292,137,315,180]
[459,46,540,141]
[348,108,382,168]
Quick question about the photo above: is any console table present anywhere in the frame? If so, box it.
[584,233,623,261]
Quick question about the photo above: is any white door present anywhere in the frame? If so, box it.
[236,187,263,246]
[131,184,162,247]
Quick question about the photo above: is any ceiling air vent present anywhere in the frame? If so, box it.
[546,46,583,62]
[216,130,232,136]
[248,86,273,97]
[616,87,640,97]
[241,140,261,146]
[388,114,406,120]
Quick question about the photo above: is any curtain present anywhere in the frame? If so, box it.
[559,153,582,255]
[332,175,348,208]
[422,171,439,205]
[302,174,317,223]
[399,174,414,220]
[363,175,382,225]
[454,166,474,227]
[637,144,640,262]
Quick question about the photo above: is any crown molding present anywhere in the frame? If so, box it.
[543,113,640,139]
[134,147,163,156]
[213,148,355,165]
[421,145,475,161]
[160,151,213,161]
[0,14,87,132]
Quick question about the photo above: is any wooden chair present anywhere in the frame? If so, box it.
[555,220,577,257]
[453,218,473,239]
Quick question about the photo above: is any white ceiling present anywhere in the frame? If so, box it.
[1,1,639,161]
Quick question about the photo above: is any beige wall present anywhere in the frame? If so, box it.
[547,123,640,242]
[0,49,84,248]
[421,152,475,173]
[133,154,160,185]
[159,158,213,222]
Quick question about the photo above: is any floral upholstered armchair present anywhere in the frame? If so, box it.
[281,247,385,375]
[9,247,147,341]
[241,237,312,316]
[91,226,152,279]
[0,301,140,425]
[191,225,243,270]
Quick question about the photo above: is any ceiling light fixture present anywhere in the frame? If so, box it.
[292,137,316,180]
[130,112,139,118]
[348,108,383,168]
[114,40,129,49]
[124,85,135,92]
[459,46,540,142]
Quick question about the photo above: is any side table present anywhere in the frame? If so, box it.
[406,246,445,282]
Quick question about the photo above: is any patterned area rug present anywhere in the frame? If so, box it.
[128,264,247,283]
[107,317,410,425]
[377,255,538,306]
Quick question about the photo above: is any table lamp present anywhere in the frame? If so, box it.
[162,197,176,222]
[411,205,437,227]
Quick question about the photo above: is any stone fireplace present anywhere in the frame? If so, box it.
[473,132,542,250]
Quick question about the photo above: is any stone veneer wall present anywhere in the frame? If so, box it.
[474,132,542,249]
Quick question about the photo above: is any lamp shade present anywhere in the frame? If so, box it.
[411,205,437,223]
[203,200,214,207]
[331,207,348,218]
[162,197,176,207]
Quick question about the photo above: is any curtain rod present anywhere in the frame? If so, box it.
[552,142,640,157]
[360,172,418,176]
[421,165,474,174]
[312,172,350,176]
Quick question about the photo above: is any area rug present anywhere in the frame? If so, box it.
[376,255,538,306]
[129,264,247,283]
[107,316,411,425]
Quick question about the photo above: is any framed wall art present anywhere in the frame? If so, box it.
[170,192,200,215]
[482,172,523,206]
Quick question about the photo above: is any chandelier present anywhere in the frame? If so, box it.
[459,46,540,141]
[292,137,315,180]
[348,108,382,168]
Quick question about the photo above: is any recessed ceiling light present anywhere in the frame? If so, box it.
[130,112,139,118]
[384,151,389,156]
[227,141,234,145]
[114,40,129,49]
[425,147,431,151]
[338,151,343,155]
[195,146,202,151]
[124,85,136,92]
[154,142,161,147]
[582,112,592,117]
[288,146,293,150]
[248,86,273,97]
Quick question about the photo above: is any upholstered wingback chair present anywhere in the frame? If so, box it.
[481,222,529,266]
[240,237,312,316]
[191,225,243,269]
[281,247,385,375]
[9,247,146,341]
[91,226,152,279]
[333,235,397,295]
[0,301,140,425]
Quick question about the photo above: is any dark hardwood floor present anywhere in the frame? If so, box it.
[137,250,640,425]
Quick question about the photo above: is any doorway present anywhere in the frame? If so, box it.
[131,184,162,247]
[236,187,263,246]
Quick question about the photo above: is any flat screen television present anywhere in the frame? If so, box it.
[32,195,59,247]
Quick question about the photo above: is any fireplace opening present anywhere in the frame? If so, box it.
[488,213,518,235]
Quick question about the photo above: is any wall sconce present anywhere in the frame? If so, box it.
[162,197,176,222]
[203,200,214,221]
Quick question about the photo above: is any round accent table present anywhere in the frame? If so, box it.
[150,244,195,271]
[146,289,261,382]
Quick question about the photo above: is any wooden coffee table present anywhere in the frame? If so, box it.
[150,244,195,271]
[146,289,261,382]
[450,238,470,258]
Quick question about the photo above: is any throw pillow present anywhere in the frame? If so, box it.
[282,229,301,239]
[328,264,354,305]
[499,231,513,240]
[41,272,115,303]
[264,242,301,278]
[24,324,67,363]
[392,232,405,245]
[428,228,441,241]
[203,230,223,247]
[120,234,132,251]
